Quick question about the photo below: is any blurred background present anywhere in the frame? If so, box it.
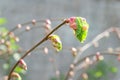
[0,0,120,80]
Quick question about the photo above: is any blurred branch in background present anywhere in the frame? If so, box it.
[65,27,120,80]
[0,18,120,80]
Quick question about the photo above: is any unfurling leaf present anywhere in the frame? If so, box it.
[11,72,22,80]
[48,34,62,52]
[68,17,89,43]
[15,66,26,74]
[18,59,27,70]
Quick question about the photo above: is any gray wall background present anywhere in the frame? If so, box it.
[0,0,120,80]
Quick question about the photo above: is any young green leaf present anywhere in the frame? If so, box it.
[69,17,89,43]
[18,59,27,71]
[15,66,26,74]
[11,72,22,80]
[48,34,62,52]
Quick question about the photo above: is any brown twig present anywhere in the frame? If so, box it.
[8,20,67,80]
[8,18,64,33]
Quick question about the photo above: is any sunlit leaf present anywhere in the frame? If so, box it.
[69,17,89,43]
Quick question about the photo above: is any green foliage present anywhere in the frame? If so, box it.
[110,67,117,73]
[0,18,26,79]
[0,18,7,25]
[75,17,89,43]
[94,71,103,78]
[0,27,19,52]
[83,61,117,80]
[69,17,89,43]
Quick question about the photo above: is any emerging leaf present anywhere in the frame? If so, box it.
[68,17,89,43]
[48,34,62,52]
[15,66,26,74]
[11,72,22,80]
[18,59,27,70]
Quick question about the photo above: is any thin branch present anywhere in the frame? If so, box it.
[76,51,120,66]
[8,20,67,80]
[8,18,64,33]
[64,27,120,80]
[76,52,120,80]
[65,51,120,80]
[15,25,43,36]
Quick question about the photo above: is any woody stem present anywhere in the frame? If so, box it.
[8,20,67,80]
